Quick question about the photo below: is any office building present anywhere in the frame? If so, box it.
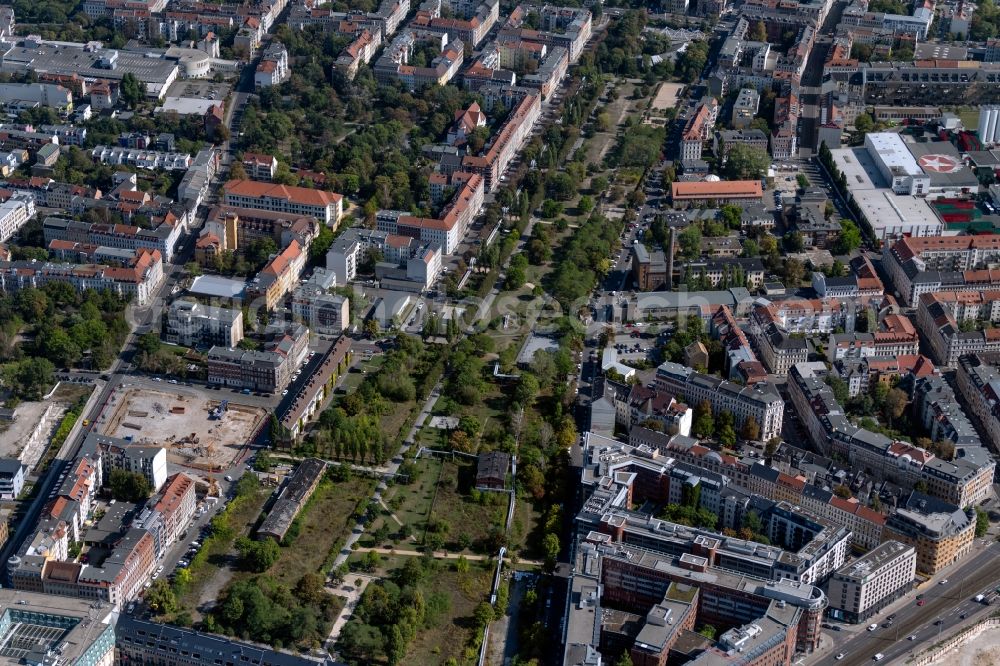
[671,180,764,206]
[223,180,343,226]
[883,492,974,575]
[0,190,34,243]
[0,590,117,666]
[165,299,244,348]
[116,617,335,666]
[207,323,309,393]
[827,541,916,624]
[0,457,25,500]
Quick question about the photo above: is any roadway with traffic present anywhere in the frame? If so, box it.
[813,541,1000,665]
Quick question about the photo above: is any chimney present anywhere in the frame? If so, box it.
[667,227,676,290]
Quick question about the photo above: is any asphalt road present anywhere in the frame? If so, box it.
[815,541,1000,666]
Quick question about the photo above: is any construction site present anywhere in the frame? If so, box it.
[98,387,266,472]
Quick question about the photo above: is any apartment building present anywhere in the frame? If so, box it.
[833,354,936,397]
[681,98,718,161]
[916,291,1000,366]
[885,234,1000,305]
[246,239,306,311]
[91,436,168,492]
[223,180,343,226]
[0,458,25,500]
[461,88,541,191]
[754,322,809,375]
[827,541,916,624]
[91,145,191,171]
[207,323,309,393]
[771,94,799,160]
[883,491,974,575]
[565,539,827,664]
[291,270,349,335]
[43,214,184,262]
[165,299,244,348]
[204,205,318,255]
[811,255,884,299]
[501,4,592,62]
[411,0,499,48]
[715,129,769,160]
[376,173,483,254]
[240,152,278,181]
[334,28,382,79]
[0,248,164,306]
[278,336,353,443]
[0,190,34,243]
[152,472,196,547]
[655,361,784,441]
[956,353,1000,454]
[732,88,760,129]
[254,42,289,89]
[787,362,991,508]
[373,30,465,90]
[827,315,920,361]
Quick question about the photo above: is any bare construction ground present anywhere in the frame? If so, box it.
[650,82,685,112]
[0,384,94,471]
[100,387,265,471]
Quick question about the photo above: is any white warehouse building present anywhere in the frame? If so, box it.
[865,133,930,196]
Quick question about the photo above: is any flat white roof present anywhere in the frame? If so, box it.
[852,189,942,239]
[866,132,923,177]
[155,97,221,116]
[830,148,880,191]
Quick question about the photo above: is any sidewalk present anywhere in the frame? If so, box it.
[325,574,373,650]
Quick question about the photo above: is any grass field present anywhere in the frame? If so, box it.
[177,481,271,617]
[405,567,494,666]
[426,458,507,552]
[370,457,441,547]
[271,476,374,586]
[374,457,507,553]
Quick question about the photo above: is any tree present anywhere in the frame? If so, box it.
[750,19,767,41]
[725,143,770,180]
[614,653,634,666]
[855,113,875,133]
[834,219,863,254]
[698,625,717,640]
[146,579,178,614]
[883,388,908,426]
[174,567,193,590]
[783,258,805,287]
[235,536,281,572]
[976,507,990,537]
[108,469,152,502]
[514,374,540,408]
[740,415,761,441]
[543,533,560,572]
[720,204,742,229]
[474,601,495,628]
[834,484,852,498]
[693,400,714,439]
[363,319,380,338]
[120,73,146,109]
[541,198,564,218]
[678,225,702,260]
[546,172,577,201]
[386,624,406,666]
[137,332,161,356]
